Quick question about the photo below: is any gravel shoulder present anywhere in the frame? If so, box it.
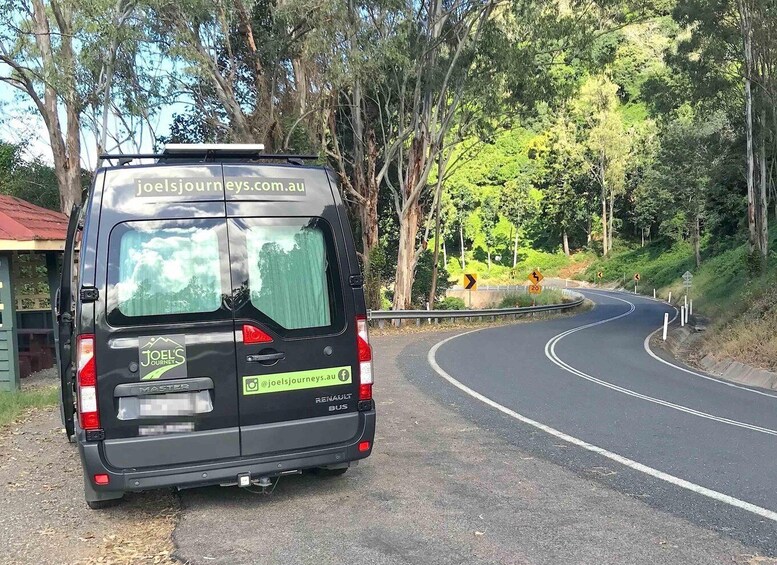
[0,406,179,564]
[173,329,771,565]
[3,324,772,564]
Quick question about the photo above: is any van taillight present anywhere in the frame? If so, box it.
[242,324,273,344]
[356,316,373,402]
[76,334,100,430]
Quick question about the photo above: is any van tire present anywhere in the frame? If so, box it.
[314,467,348,477]
[86,498,123,510]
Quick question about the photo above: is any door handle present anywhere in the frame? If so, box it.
[246,352,285,363]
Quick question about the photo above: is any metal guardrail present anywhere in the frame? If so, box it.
[368,289,586,326]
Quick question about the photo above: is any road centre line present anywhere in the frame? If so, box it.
[427,306,777,523]
[547,291,777,436]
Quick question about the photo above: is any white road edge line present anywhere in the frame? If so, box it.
[596,288,777,398]
[547,292,777,435]
[640,314,777,401]
[427,330,777,523]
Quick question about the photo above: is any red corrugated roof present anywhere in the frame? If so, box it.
[0,195,68,241]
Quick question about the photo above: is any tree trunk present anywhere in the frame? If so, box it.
[428,153,446,309]
[641,227,645,248]
[608,187,614,253]
[693,214,701,268]
[562,228,570,256]
[601,186,608,256]
[359,185,380,310]
[392,201,421,310]
[586,215,592,244]
[513,230,519,268]
[58,158,82,214]
[487,249,491,272]
[759,106,769,257]
[741,1,758,257]
[292,57,307,115]
[28,0,82,213]
[460,221,466,270]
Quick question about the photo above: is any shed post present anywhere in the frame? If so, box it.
[45,252,61,377]
[0,252,20,391]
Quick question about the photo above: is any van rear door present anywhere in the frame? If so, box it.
[224,165,361,456]
[93,165,241,469]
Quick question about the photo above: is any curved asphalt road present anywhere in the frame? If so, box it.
[427,290,777,551]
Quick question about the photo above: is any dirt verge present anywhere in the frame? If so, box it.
[0,406,180,565]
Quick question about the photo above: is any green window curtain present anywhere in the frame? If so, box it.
[117,227,222,317]
[247,226,331,329]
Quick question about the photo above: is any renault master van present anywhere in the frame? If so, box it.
[56,144,375,508]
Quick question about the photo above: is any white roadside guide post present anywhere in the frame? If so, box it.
[663,312,669,341]
[682,271,693,318]
[681,306,686,327]
[653,289,656,299]
[668,291,672,304]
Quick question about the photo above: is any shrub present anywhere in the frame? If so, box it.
[412,250,451,307]
[498,289,565,308]
[437,296,466,310]
[498,293,530,308]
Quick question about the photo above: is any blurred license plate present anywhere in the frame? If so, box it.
[117,391,213,420]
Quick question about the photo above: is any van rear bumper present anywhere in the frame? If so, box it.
[78,410,375,493]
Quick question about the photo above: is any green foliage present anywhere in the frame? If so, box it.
[0,386,59,429]
[412,250,452,308]
[446,245,591,285]
[497,289,565,308]
[584,238,695,289]
[437,296,466,310]
[0,143,60,211]
[380,289,392,310]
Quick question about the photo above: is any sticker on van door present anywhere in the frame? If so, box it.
[139,335,188,380]
[242,366,351,395]
[224,177,306,196]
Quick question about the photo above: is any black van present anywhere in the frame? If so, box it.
[56,145,375,508]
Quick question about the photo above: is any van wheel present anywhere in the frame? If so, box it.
[87,498,123,510]
[314,467,348,477]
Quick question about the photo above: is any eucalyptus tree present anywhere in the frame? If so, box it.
[146,0,332,150]
[671,0,777,262]
[0,0,154,212]
[573,75,630,255]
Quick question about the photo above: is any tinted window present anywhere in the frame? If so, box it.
[111,223,223,317]
[246,224,332,330]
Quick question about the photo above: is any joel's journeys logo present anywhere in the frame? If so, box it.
[139,335,187,380]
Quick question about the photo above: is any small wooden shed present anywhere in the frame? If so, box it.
[0,195,68,391]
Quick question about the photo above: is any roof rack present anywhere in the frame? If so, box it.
[99,144,319,166]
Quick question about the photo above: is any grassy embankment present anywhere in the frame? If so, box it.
[581,238,777,371]
[446,246,594,285]
[0,385,59,429]
[495,288,568,307]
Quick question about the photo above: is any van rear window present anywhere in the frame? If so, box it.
[114,225,223,317]
[245,224,332,330]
